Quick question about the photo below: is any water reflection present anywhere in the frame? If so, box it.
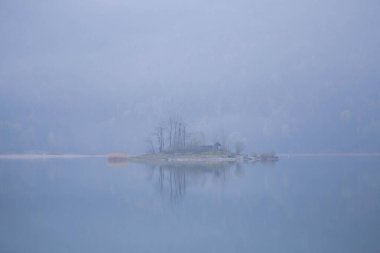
[108,160,278,202]
[152,163,233,202]
[1,157,380,253]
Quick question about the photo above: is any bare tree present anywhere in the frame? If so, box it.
[153,115,188,153]
[234,140,245,155]
[167,115,187,151]
[168,117,174,150]
[155,125,165,153]
[182,124,186,147]
[177,121,182,147]
[145,137,156,154]
[173,119,178,149]
[220,129,228,151]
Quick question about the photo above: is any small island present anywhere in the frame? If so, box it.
[108,116,279,166]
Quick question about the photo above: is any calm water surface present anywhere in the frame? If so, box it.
[1,156,380,253]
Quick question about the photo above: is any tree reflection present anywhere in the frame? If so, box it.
[153,163,235,202]
[107,158,280,202]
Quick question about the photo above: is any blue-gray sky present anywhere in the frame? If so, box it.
[1,0,379,153]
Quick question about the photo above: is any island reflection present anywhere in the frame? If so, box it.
[109,160,276,203]
[154,163,233,202]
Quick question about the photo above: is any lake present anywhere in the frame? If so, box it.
[1,155,379,253]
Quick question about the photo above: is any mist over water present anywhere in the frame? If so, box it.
[1,0,380,154]
[1,1,380,252]
[1,156,380,253]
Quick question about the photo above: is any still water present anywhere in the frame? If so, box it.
[1,156,379,253]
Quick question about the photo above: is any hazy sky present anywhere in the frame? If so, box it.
[0,0,379,153]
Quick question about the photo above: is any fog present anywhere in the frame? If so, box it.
[1,0,379,154]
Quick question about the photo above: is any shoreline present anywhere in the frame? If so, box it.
[0,154,106,160]
[0,152,379,161]
[278,152,380,157]
[108,152,275,165]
